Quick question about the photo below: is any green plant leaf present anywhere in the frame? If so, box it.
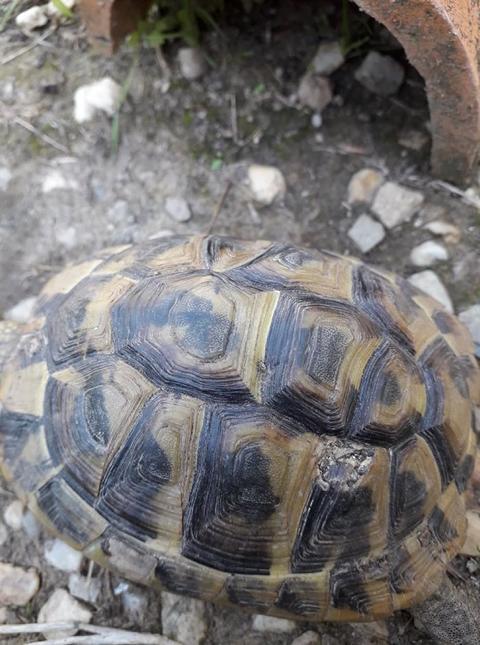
[51,0,74,19]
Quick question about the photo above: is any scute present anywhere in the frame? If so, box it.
[0,234,478,623]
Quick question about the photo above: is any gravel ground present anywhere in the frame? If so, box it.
[0,1,480,644]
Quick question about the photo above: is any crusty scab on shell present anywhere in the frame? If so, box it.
[0,234,478,622]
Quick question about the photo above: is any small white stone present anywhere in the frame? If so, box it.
[424,220,461,244]
[45,539,83,573]
[121,585,149,622]
[410,241,449,267]
[162,592,207,645]
[248,164,286,205]
[15,6,48,32]
[3,500,24,531]
[459,305,480,357]
[310,41,345,75]
[42,169,79,193]
[0,563,40,606]
[21,510,41,540]
[46,0,75,17]
[408,271,453,313]
[298,72,332,112]
[464,187,480,209]
[355,51,405,96]
[372,181,424,229]
[73,77,122,123]
[165,196,192,223]
[178,47,207,80]
[38,589,92,639]
[291,630,322,645]
[68,573,101,605]
[0,521,8,546]
[4,297,37,324]
[55,226,77,250]
[113,581,129,596]
[252,614,296,633]
[347,168,384,205]
[311,113,322,128]
[0,167,12,191]
[348,214,385,253]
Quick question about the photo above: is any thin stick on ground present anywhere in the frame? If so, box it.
[1,26,56,65]
[0,622,179,645]
[28,635,172,645]
[205,181,232,235]
[13,116,69,154]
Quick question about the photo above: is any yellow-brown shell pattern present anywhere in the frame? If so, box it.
[0,235,478,622]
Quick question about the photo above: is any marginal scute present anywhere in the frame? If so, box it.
[275,576,328,618]
[33,476,108,548]
[0,234,478,623]
[0,361,49,417]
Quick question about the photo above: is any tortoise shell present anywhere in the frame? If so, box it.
[0,235,479,622]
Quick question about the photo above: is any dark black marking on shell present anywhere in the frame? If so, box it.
[348,342,419,447]
[352,266,415,356]
[155,560,204,599]
[307,326,349,386]
[329,565,370,614]
[262,295,363,436]
[202,236,274,273]
[428,506,458,543]
[0,410,40,467]
[46,275,116,369]
[419,425,456,489]
[225,577,272,612]
[223,243,311,291]
[97,402,172,541]
[36,477,95,546]
[291,484,374,573]
[390,468,427,540]
[182,407,278,575]
[378,372,402,406]
[112,277,252,403]
[171,293,233,361]
[275,578,323,617]
[422,336,469,399]
[455,454,475,493]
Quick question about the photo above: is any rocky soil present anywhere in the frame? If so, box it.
[0,1,480,644]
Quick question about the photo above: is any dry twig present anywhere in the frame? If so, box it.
[205,181,232,234]
[13,116,69,154]
[0,622,179,645]
[1,26,56,66]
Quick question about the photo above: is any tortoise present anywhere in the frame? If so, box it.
[0,235,479,642]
